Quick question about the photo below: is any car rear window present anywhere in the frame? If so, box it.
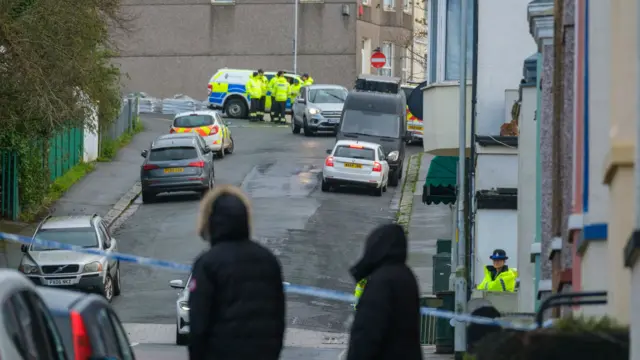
[32,228,98,251]
[173,115,214,128]
[149,146,198,161]
[334,146,375,160]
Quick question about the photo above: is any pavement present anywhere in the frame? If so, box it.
[0,114,453,359]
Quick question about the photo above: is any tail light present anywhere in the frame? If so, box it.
[143,164,159,171]
[169,127,176,134]
[325,156,334,167]
[372,162,382,172]
[210,125,219,135]
[207,83,212,94]
[349,144,363,149]
[70,311,92,360]
[188,161,205,168]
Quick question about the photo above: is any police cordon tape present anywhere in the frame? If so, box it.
[0,231,550,331]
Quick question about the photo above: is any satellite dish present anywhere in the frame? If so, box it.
[407,81,427,121]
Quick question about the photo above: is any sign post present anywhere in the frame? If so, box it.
[370,51,386,76]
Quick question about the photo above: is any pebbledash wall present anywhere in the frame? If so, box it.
[113,0,412,98]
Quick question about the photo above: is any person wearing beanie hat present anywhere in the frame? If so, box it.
[477,249,518,292]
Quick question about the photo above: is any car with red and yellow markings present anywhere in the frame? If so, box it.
[401,85,423,143]
[169,111,234,158]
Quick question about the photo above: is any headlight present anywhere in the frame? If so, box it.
[388,151,399,162]
[19,263,40,275]
[308,108,320,115]
[179,301,190,311]
[83,261,103,273]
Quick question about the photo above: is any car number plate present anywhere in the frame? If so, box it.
[47,279,74,286]
[164,168,184,174]
[408,125,423,130]
[328,118,338,124]
[344,163,362,169]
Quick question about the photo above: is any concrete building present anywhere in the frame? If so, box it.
[115,0,414,98]
[402,0,428,82]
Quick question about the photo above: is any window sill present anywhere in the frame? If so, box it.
[383,6,396,12]
[422,80,472,90]
[362,2,371,6]
[403,9,412,14]
[300,0,324,3]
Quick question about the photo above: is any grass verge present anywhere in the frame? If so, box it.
[395,153,423,233]
[20,162,96,222]
[98,119,144,162]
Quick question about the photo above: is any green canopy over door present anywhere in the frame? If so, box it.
[422,156,458,205]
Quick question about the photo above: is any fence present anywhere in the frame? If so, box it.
[48,127,84,182]
[99,97,139,156]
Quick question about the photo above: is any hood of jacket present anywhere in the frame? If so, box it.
[349,224,407,282]
[197,185,252,245]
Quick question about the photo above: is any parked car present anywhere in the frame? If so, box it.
[140,134,216,203]
[0,269,69,360]
[37,286,136,360]
[169,111,234,158]
[291,84,348,136]
[322,140,390,196]
[169,275,192,345]
[18,215,122,302]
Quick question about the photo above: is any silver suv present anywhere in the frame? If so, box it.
[18,215,122,302]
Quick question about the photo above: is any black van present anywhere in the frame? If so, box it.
[336,90,408,186]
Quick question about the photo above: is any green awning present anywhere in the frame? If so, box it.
[423,156,458,205]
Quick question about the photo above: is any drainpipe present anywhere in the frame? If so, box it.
[550,0,564,317]
[468,0,479,286]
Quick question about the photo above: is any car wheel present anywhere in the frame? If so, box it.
[102,274,114,302]
[388,170,400,187]
[113,266,122,296]
[303,117,313,137]
[291,118,301,134]
[398,164,403,179]
[383,183,387,192]
[321,179,330,192]
[176,326,188,346]
[225,137,234,154]
[373,186,383,197]
[224,98,247,119]
[141,191,155,204]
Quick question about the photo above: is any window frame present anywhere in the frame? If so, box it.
[428,0,473,84]
[380,42,394,77]
[403,0,411,13]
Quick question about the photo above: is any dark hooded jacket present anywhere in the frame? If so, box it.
[188,186,285,360]
[347,224,422,360]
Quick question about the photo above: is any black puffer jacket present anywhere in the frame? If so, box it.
[188,185,285,360]
[347,224,422,360]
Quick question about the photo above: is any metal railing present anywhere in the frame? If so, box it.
[0,151,19,220]
[99,98,140,156]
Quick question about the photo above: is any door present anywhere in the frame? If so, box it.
[292,87,307,124]
[107,311,135,360]
[378,148,390,183]
[98,223,117,274]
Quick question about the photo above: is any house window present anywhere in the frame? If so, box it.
[402,47,410,82]
[211,0,234,3]
[383,0,395,11]
[362,0,370,5]
[404,0,411,13]
[380,42,394,77]
[428,0,473,83]
[444,0,473,81]
[361,38,372,75]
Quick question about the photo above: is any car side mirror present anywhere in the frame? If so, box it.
[297,98,305,104]
[326,149,332,155]
[20,244,28,253]
[204,146,212,153]
[141,150,148,158]
[169,279,185,289]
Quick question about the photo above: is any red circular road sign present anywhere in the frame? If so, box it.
[371,51,386,69]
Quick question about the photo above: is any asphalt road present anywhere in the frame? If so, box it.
[110,116,416,359]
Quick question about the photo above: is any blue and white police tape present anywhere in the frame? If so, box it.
[1,231,547,331]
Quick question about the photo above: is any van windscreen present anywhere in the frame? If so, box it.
[340,110,400,138]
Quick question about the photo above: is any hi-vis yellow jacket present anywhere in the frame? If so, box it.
[353,279,367,310]
[477,266,518,292]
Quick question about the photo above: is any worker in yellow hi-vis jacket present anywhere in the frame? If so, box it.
[352,278,367,310]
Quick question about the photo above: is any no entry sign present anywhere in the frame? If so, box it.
[371,51,386,69]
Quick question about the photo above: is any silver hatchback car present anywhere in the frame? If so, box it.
[18,215,122,302]
[140,133,215,203]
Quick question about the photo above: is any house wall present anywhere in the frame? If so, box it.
[474,209,518,286]
[517,84,537,312]
[578,0,611,315]
[114,0,373,98]
[475,152,518,190]
[83,114,99,163]
[422,84,472,155]
[475,0,536,135]
[539,42,554,287]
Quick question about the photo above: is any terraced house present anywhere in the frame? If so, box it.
[115,0,424,98]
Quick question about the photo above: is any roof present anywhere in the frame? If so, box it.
[40,215,95,230]
[0,270,34,302]
[174,110,218,118]
[152,136,198,149]
[157,133,199,141]
[36,287,85,311]
[356,74,402,84]
[344,91,404,113]
[307,84,347,90]
[334,140,381,150]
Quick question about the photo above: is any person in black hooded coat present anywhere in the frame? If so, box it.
[188,185,285,360]
[347,223,423,360]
